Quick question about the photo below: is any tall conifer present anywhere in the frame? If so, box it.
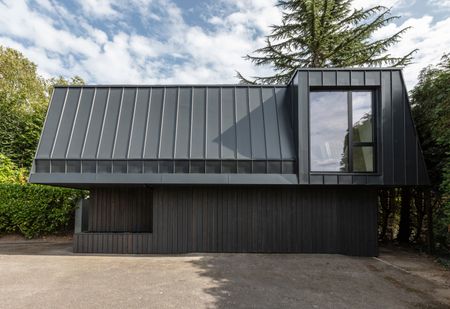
[238,0,416,84]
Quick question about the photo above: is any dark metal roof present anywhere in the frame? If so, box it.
[35,86,295,161]
[29,68,430,187]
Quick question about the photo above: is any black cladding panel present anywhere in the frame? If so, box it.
[291,68,429,186]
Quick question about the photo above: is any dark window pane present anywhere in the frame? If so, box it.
[253,161,266,173]
[159,160,173,173]
[51,161,65,173]
[206,161,221,173]
[222,161,237,173]
[113,161,127,173]
[67,160,81,173]
[310,91,349,171]
[353,146,374,172]
[352,92,373,143]
[82,160,96,173]
[237,161,252,174]
[190,161,205,173]
[128,161,143,173]
[144,161,158,173]
[282,161,295,174]
[267,161,281,174]
[97,161,111,173]
[35,160,50,173]
[175,161,189,173]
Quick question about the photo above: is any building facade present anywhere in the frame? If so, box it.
[29,68,429,256]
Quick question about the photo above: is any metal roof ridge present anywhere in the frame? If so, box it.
[53,84,289,88]
[286,67,404,85]
[54,67,405,88]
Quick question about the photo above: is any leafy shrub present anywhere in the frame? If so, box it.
[0,153,27,184]
[0,183,85,238]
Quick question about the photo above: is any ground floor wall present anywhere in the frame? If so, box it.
[73,186,378,256]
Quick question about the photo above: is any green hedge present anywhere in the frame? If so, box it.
[0,184,85,238]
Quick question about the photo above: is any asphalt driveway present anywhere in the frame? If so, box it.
[0,240,448,309]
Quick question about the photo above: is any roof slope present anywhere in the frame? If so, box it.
[35,86,296,161]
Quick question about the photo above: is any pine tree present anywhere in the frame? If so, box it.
[238,0,416,84]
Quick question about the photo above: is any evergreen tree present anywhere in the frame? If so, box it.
[238,0,416,84]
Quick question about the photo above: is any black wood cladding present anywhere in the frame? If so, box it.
[88,187,152,232]
[74,186,378,256]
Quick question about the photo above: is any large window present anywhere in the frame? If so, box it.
[310,90,375,173]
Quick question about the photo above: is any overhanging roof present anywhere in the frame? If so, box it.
[30,84,297,186]
[29,68,430,187]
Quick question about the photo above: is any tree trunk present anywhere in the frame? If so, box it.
[414,188,425,244]
[379,189,393,242]
[425,189,434,253]
[397,187,412,244]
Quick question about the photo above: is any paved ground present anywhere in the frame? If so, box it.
[0,240,449,309]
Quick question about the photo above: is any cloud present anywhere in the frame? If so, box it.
[77,0,119,18]
[351,0,408,9]
[0,0,448,89]
[0,0,278,84]
[34,0,53,11]
[372,15,450,89]
[0,0,282,84]
[161,0,281,83]
[0,1,100,57]
[428,0,450,10]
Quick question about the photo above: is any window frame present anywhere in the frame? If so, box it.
[309,87,377,174]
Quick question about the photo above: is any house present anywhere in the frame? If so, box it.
[29,68,429,256]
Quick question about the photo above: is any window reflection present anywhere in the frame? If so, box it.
[353,146,374,172]
[352,92,372,143]
[310,92,349,171]
[310,90,375,173]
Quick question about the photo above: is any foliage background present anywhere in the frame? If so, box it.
[0,153,85,238]
[0,183,85,238]
[411,55,450,251]
[0,46,85,238]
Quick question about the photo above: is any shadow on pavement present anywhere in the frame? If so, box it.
[188,253,448,309]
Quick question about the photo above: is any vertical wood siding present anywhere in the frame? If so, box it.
[88,187,152,232]
[74,186,378,256]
